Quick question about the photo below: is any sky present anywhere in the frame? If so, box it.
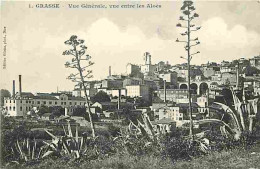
[1,0,260,93]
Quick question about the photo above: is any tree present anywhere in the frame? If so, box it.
[73,107,86,117]
[91,91,111,103]
[38,105,50,117]
[176,0,200,141]
[243,65,260,76]
[63,35,96,138]
[49,106,64,117]
[73,107,98,121]
[0,89,11,106]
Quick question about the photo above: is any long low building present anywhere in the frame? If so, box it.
[155,89,191,103]
[4,92,86,117]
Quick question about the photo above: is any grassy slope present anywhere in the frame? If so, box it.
[6,144,260,169]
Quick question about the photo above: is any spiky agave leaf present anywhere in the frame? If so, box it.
[16,140,24,160]
[32,143,35,160]
[80,137,84,150]
[137,119,148,137]
[220,125,229,138]
[230,88,247,130]
[129,120,141,135]
[67,122,73,137]
[195,118,240,139]
[213,102,241,132]
[42,151,55,158]
[142,114,155,139]
[42,141,57,150]
[62,137,71,155]
[62,125,67,136]
[27,138,30,159]
[44,129,59,141]
[75,125,79,150]
[198,138,210,153]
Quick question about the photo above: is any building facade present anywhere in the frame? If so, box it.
[155,89,189,103]
[4,93,85,117]
[125,85,150,102]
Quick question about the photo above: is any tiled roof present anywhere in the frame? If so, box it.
[33,95,58,100]
[17,92,35,98]
[68,97,85,101]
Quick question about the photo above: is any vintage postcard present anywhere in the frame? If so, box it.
[1,0,260,168]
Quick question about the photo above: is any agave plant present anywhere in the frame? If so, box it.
[127,114,157,141]
[193,87,259,152]
[42,122,88,159]
[112,113,159,155]
[9,138,42,164]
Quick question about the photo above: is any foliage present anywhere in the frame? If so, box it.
[162,136,205,162]
[9,143,260,169]
[49,106,64,117]
[242,65,260,76]
[90,91,111,103]
[38,105,50,117]
[1,89,11,106]
[72,107,98,122]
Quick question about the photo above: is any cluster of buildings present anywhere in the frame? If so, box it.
[3,53,260,132]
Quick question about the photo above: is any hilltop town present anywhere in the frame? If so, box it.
[2,52,260,130]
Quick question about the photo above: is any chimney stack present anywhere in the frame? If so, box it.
[109,66,111,77]
[19,75,22,96]
[12,80,15,98]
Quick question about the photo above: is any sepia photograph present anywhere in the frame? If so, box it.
[1,0,260,168]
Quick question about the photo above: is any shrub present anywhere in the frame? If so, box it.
[161,135,206,163]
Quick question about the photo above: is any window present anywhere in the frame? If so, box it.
[14,100,15,103]
[37,101,40,104]
[55,102,57,105]
[75,102,77,105]
[64,102,66,105]
[6,107,8,110]
[26,101,28,103]
[29,101,31,103]
[70,102,72,105]
[10,100,11,103]
[9,106,11,110]
[43,101,46,104]
[61,102,63,105]
[13,107,15,111]
[32,101,34,104]
[49,101,52,104]
[20,107,22,111]
[26,107,28,111]
[6,100,8,103]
